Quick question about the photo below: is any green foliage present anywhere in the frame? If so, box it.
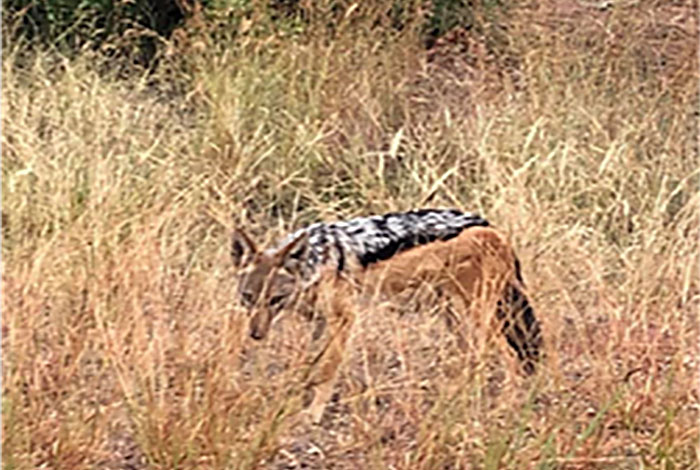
[424,0,475,44]
[2,1,504,66]
[3,0,185,62]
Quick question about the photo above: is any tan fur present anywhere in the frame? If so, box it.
[233,225,534,424]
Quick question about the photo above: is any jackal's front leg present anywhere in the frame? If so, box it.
[304,281,356,424]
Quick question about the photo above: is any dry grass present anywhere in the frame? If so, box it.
[2,1,698,469]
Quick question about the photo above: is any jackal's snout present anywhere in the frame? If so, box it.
[248,310,271,340]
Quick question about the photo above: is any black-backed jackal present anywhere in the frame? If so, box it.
[232,209,542,423]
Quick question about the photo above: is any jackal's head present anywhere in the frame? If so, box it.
[231,228,308,340]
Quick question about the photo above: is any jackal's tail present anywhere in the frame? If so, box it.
[497,259,543,375]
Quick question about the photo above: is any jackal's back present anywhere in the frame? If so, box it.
[275,209,489,278]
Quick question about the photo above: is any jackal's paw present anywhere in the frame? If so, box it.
[306,402,327,425]
[302,383,335,425]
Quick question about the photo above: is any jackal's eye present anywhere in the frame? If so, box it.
[240,292,255,306]
[269,295,286,307]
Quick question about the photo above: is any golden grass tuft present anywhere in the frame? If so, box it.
[2,1,698,469]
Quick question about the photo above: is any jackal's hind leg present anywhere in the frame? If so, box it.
[440,291,469,353]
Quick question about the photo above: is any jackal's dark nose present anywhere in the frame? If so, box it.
[250,328,264,340]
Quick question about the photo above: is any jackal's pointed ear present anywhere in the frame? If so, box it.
[275,231,309,268]
[231,228,257,268]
